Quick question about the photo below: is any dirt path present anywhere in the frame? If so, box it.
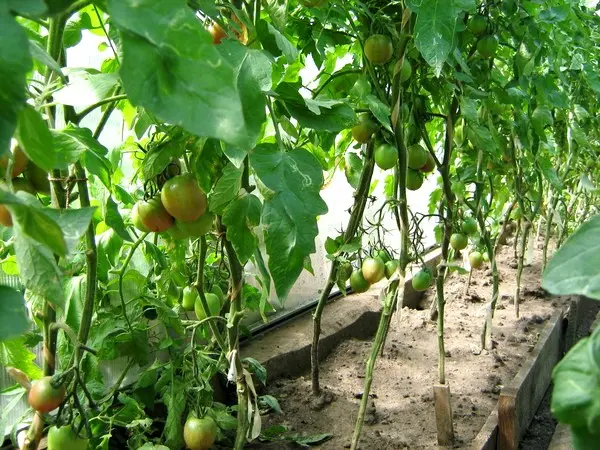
[262,238,572,449]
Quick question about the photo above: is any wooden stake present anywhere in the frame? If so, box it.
[433,383,454,446]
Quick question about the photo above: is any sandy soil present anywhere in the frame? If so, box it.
[261,237,573,449]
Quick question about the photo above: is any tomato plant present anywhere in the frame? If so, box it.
[0,0,597,449]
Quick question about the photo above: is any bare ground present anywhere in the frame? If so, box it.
[261,237,572,449]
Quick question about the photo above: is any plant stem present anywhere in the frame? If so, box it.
[75,94,128,122]
[311,141,375,396]
[351,40,413,446]
[118,232,149,335]
[73,161,98,348]
[435,98,459,385]
[350,282,399,450]
[23,15,67,450]
[195,237,227,352]
[220,225,249,450]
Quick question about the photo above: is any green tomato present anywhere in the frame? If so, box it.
[468,15,488,36]
[47,426,89,450]
[361,258,385,284]
[184,416,218,450]
[212,284,226,303]
[406,169,424,191]
[461,217,478,235]
[397,59,412,84]
[407,144,428,170]
[182,286,198,311]
[364,34,393,65]
[374,144,398,170]
[338,262,353,282]
[194,292,221,321]
[482,252,490,262]
[351,117,378,143]
[375,250,391,264]
[174,212,215,238]
[350,270,370,293]
[450,233,468,251]
[385,260,399,279]
[412,269,432,291]
[469,251,484,269]
[477,35,499,59]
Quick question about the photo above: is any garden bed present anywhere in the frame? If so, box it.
[258,238,575,449]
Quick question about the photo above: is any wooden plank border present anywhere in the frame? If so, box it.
[498,309,565,450]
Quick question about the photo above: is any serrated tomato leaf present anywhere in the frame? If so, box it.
[250,144,328,300]
[0,287,29,341]
[222,194,261,265]
[108,0,266,148]
[542,215,600,300]
[0,11,32,156]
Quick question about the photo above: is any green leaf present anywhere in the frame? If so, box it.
[15,105,55,171]
[0,10,31,155]
[365,95,392,132]
[42,207,96,253]
[141,139,184,181]
[571,426,600,450]
[53,71,119,108]
[384,174,395,199]
[460,97,478,123]
[538,156,562,190]
[108,0,265,148]
[244,357,267,386]
[250,144,328,299]
[162,379,186,449]
[104,196,132,242]
[222,194,261,265]
[0,337,41,379]
[0,286,29,341]
[466,123,497,154]
[13,231,65,308]
[257,20,298,63]
[277,83,356,132]
[0,191,67,257]
[210,163,244,214]
[28,40,65,81]
[53,125,112,188]
[259,394,282,413]
[344,152,363,189]
[551,328,600,432]
[5,0,46,16]
[413,0,467,76]
[63,275,86,334]
[193,139,226,193]
[542,215,600,300]
[222,143,247,168]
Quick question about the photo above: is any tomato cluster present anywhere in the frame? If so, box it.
[343,251,399,294]
[133,174,213,240]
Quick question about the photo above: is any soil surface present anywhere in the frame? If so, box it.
[262,236,573,449]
